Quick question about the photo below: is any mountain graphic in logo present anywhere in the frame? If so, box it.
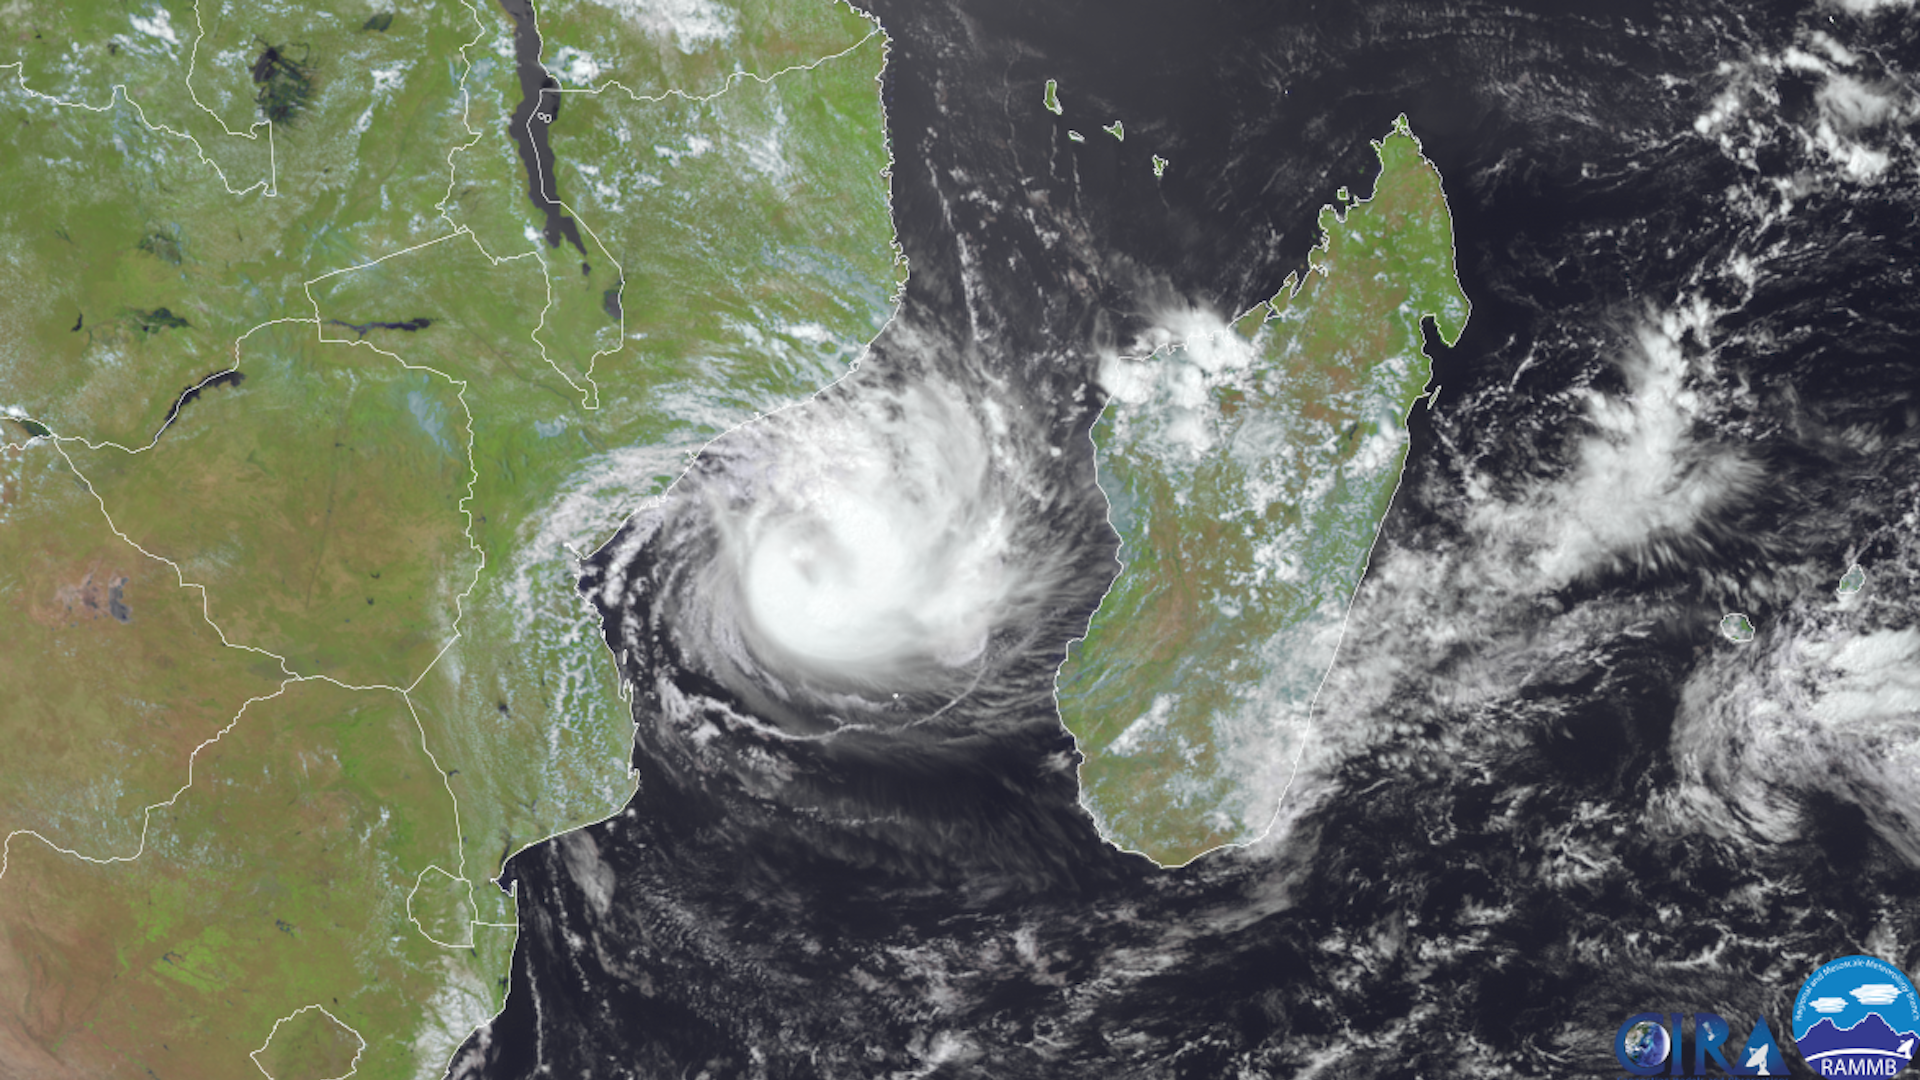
[1794,956,1920,1078]
[1796,1012,1920,1059]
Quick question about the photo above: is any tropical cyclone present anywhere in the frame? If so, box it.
[0,0,904,1073]
[455,0,1920,1072]
[1058,116,1470,865]
[583,346,1095,729]
[731,378,1018,673]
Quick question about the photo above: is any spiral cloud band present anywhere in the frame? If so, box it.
[729,378,1017,672]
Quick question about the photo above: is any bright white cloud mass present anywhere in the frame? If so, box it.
[1851,985,1903,1006]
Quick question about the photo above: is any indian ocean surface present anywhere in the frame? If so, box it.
[454,0,1920,1077]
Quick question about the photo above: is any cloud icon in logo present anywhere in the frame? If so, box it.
[1812,998,1851,1013]
[1852,985,1903,1006]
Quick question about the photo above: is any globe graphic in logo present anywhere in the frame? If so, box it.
[1623,1020,1671,1068]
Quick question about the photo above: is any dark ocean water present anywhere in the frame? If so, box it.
[448,1,1920,1076]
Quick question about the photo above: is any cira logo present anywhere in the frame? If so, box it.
[1613,1013,1785,1076]
[1792,955,1920,1078]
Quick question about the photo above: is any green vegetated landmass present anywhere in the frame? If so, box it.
[0,681,504,1080]
[1057,116,1470,866]
[253,1005,367,1080]
[532,0,879,95]
[0,0,900,1074]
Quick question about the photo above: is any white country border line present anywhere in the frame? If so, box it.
[435,1,895,416]
[0,68,274,198]
[40,317,316,456]
[249,1003,368,1080]
[579,22,883,107]
[450,0,910,862]
[179,0,278,195]
[303,242,503,948]
[0,408,297,886]
[0,518,470,925]
[433,0,497,231]
[0,680,295,883]
[1,0,283,198]
[0,0,522,1063]
[397,693,482,951]
[299,234,491,703]
[378,17,918,953]
[432,0,610,409]
[406,865,486,951]
[4,288,489,955]
[518,12,894,407]
[434,0,608,411]
[438,2,910,1071]
[3,247,520,960]
[435,0,912,897]
[8,1,901,1063]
